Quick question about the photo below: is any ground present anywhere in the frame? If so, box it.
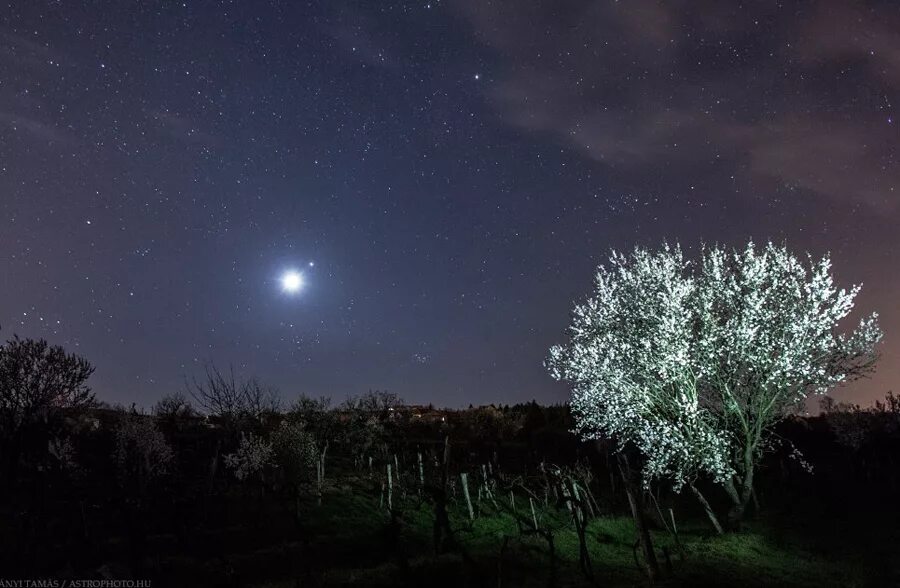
[144,484,882,587]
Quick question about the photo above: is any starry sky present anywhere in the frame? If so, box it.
[2,0,898,409]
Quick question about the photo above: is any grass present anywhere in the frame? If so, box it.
[165,484,877,588]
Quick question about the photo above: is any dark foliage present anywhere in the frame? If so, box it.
[0,335,95,483]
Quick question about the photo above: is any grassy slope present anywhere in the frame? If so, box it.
[152,486,873,588]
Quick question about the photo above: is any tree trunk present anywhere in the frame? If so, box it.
[724,467,755,530]
[724,444,758,528]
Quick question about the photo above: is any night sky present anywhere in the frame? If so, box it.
[2,1,898,409]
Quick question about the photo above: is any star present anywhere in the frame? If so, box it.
[280,270,304,294]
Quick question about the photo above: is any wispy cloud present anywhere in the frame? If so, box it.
[0,110,73,146]
[0,31,54,69]
[0,30,76,148]
[455,0,900,213]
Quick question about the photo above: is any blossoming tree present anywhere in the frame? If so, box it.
[548,241,881,530]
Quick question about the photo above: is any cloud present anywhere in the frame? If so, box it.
[455,0,900,213]
[0,30,76,148]
[0,31,54,69]
[0,111,73,146]
[746,116,897,211]
[796,0,900,89]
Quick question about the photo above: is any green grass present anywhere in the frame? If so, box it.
[148,484,882,587]
[241,488,868,587]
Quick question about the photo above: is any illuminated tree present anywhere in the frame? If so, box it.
[549,242,881,528]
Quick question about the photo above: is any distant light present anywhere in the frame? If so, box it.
[308,261,315,267]
[281,271,304,294]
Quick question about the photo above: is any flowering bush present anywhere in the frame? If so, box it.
[224,432,274,481]
[272,420,318,476]
[113,414,173,492]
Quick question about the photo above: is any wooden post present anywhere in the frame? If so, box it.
[417,451,424,491]
[442,436,451,485]
[576,482,595,518]
[478,485,483,516]
[481,464,492,500]
[579,479,600,518]
[316,459,323,506]
[571,481,583,524]
[460,472,474,520]
[387,463,393,511]
[689,484,724,535]
[529,497,538,529]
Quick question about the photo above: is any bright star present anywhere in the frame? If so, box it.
[281,270,304,294]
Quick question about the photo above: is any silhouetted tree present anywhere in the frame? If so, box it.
[186,363,280,427]
[0,335,95,482]
[153,391,195,420]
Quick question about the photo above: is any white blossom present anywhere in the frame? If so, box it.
[548,241,881,499]
[114,414,173,485]
[224,432,274,481]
